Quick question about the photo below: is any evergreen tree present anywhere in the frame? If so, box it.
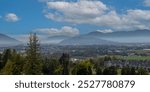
[0,53,2,70]
[1,49,12,68]
[11,52,25,75]
[59,53,70,75]
[23,33,43,75]
[1,50,24,75]
[1,60,14,75]
[43,58,60,75]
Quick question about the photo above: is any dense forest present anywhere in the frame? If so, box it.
[0,33,149,75]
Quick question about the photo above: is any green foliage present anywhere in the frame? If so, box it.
[71,60,93,75]
[1,49,12,69]
[104,56,112,61]
[130,67,136,75]
[0,53,2,70]
[96,58,104,66]
[121,66,149,75]
[96,67,103,75]
[121,66,136,75]
[1,50,25,75]
[23,33,43,75]
[103,66,118,75]
[54,65,63,75]
[121,66,129,75]
[59,53,70,75]
[42,58,60,75]
[1,60,14,74]
[115,55,150,61]
[137,67,149,75]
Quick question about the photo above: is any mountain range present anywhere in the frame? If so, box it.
[87,29,150,43]
[59,29,150,45]
[88,29,150,37]
[1,29,150,47]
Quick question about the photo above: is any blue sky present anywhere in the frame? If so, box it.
[0,0,150,42]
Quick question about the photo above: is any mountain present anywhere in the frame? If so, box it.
[0,33,21,47]
[59,35,117,45]
[59,29,150,45]
[88,29,150,43]
[88,29,150,37]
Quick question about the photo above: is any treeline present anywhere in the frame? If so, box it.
[0,33,149,75]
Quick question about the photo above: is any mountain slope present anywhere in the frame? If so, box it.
[88,29,150,43]
[0,33,21,47]
[60,35,117,45]
[89,29,150,37]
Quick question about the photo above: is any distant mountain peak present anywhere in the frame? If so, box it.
[0,33,21,47]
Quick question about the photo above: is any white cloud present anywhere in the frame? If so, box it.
[47,1,107,16]
[35,26,80,37]
[117,10,150,31]
[144,0,150,6]
[97,29,113,33]
[5,13,19,22]
[45,0,108,23]
[43,1,150,31]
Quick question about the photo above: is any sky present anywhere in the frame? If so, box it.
[0,0,150,42]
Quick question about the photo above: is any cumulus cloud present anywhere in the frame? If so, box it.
[47,1,107,16]
[35,26,80,37]
[43,0,150,31]
[5,13,19,22]
[96,29,113,33]
[120,10,150,30]
[144,0,150,6]
[45,0,108,23]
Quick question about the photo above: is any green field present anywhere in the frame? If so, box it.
[130,50,150,54]
[115,55,150,61]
